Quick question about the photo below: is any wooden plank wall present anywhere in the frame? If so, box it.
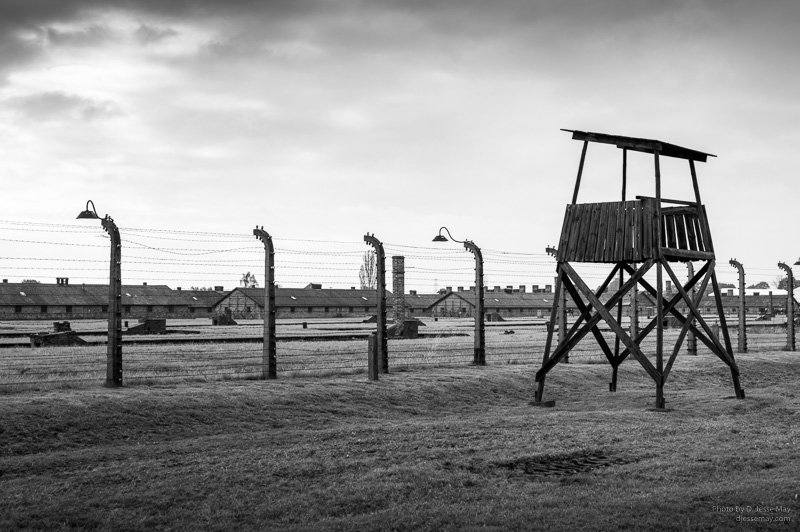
[556,200,713,263]
[557,200,652,263]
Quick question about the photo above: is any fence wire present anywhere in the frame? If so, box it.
[0,318,795,391]
[0,220,797,391]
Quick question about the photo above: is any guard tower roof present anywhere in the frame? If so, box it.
[562,129,716,163]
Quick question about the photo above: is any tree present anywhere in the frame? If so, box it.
[718,282,735,289]
[359,251,377,290]
[775,276,800,290]
[747,281,770,289]
[240,272,259,288]
[21,279,40,283]
[189,286,214,291]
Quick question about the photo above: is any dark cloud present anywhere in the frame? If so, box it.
[0,0,330,29]
[1,1,798,65]
[134,23,178,45]
[41,23,113,46]
[5,91,123,121]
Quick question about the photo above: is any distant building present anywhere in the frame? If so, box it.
[1,279,793,322]
[407,285,568,319]
[212,285,391,319]
[0,279,225,321]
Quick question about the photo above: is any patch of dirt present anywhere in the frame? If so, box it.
[493,450,634,477]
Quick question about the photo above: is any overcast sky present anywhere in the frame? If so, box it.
[1,0,799,289]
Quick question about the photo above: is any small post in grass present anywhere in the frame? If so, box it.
[367,333,379,381]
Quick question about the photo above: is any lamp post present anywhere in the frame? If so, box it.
[433,227,485,365]
[77,200,122,387]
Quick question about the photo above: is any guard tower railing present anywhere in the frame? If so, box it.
[555,197,714,264]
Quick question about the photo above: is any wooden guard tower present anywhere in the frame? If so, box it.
[534,129,745,409]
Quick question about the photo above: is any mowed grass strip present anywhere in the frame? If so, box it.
[3,323,755,389]
[1,352,798,531]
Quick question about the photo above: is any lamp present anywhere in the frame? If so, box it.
[76,200,100,220]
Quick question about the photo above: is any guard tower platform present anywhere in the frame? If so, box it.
[534,129,745,409]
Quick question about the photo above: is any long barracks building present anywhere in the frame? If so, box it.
[0,278,793,322]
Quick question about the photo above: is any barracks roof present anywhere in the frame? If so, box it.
[0,282,183,306]
[223,287,393,308]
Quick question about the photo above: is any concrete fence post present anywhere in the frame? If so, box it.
[546,248,568,364]
[683,262,696,356]
[778,262,795,351]
[364,234,388,373]
[254,226,277,379]
[77,201,123,387]
[729,259,747,353]
[102,217,123,387]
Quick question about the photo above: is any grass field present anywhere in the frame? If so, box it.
[1,351,798,530]
[3,316,788,391]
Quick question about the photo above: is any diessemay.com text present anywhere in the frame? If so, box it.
[712,505,792,523]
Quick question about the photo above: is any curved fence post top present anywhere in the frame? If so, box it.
[729,258,744,274]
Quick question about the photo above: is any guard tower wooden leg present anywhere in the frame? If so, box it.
[655,381,665,409]
[532,272,563,406]
[710,271,746,399]
[610,364,618,392]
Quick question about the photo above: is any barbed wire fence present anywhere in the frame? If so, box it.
[0,219,795,391]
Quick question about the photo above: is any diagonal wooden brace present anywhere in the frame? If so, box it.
[561,274,616,364]
[639,261,738,371]
[535,260,653,381]
[662,261,713,381]
[559,261,661,383]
